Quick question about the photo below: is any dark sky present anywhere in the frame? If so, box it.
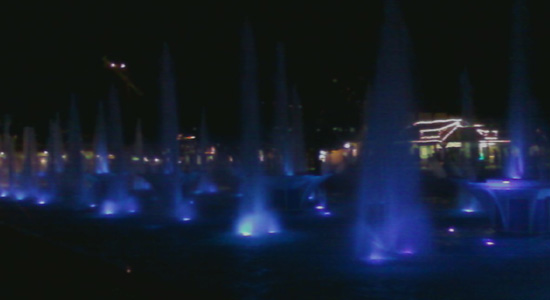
[2,0,549,147]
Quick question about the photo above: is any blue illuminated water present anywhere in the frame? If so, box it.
[235,22,279,237]
[355,0,431,261]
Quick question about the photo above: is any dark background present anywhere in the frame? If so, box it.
[2,0,549,148]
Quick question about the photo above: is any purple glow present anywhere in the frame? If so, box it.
[89,203,97,208]
[399,249,414,255]
[448,227,455,233]
[323,211,332,216]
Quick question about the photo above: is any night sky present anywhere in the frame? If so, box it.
[2,0,550,147]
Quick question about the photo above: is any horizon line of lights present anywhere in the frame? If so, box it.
[413,118,463,126]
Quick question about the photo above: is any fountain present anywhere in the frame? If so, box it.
[194,110,218,194]
[465,0,550,234]
[355,0,431,261]
[19,127,39,200]
[2,116,16,197]
[272,42,292,176]
[235,22,280,236]
[64,97,92,209]
[133,119,145,174]
[101,86,136,214]
[45,115,64,203]
[159,43,193,220]
[93,102,109,174]
[267,43,326,211]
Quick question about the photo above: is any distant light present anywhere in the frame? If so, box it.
[344,142,351,149]
[120,63,126,69]
[154,158,160,163]
[268,230,277,234]
[315,205,325,210]
[90,203,97,208]
[126,267,132,274]
[108,154,115,159]
[43,151,48,154]
[462,208,475,213]
[129,210,136,213]
[502,181,510,184]
[323,211,331,216]
[448,227,455,233]
[182,217,191,222]
[483,239,495,246]
[110,63,116,68]
[38,200,46,205]
[242,232,251,237]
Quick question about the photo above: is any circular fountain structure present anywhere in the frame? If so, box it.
[467,179,550,234]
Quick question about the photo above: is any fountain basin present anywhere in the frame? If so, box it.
[467,179,550,233]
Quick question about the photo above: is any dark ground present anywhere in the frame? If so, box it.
[2,192,550,300]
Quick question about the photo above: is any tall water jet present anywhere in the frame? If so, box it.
[20,127,39,199]
[159,43,193,220]
[65,97,91,208]
[289,87,307,174]
[94,102,109,174]
[505,0,535,180]
[2,116,16,196]
[195,110,217,194]
[465,1,549,234]
[235,22,280,236]
[272,43,292,175]
[103,86,135,214]
[133,119,145,174]
[46,115,64,202]
[355,0,430,261]
[48,115,64,174]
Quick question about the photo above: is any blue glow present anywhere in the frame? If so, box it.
[89,203,97,208]
[462,208,476,214]
[15,193,26,201]
[323,211,331,216]
[236,211,280,237]
[101,201,117,215]
[182,217,191,222]
[1,191,8,197]
[37,200,46,205]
